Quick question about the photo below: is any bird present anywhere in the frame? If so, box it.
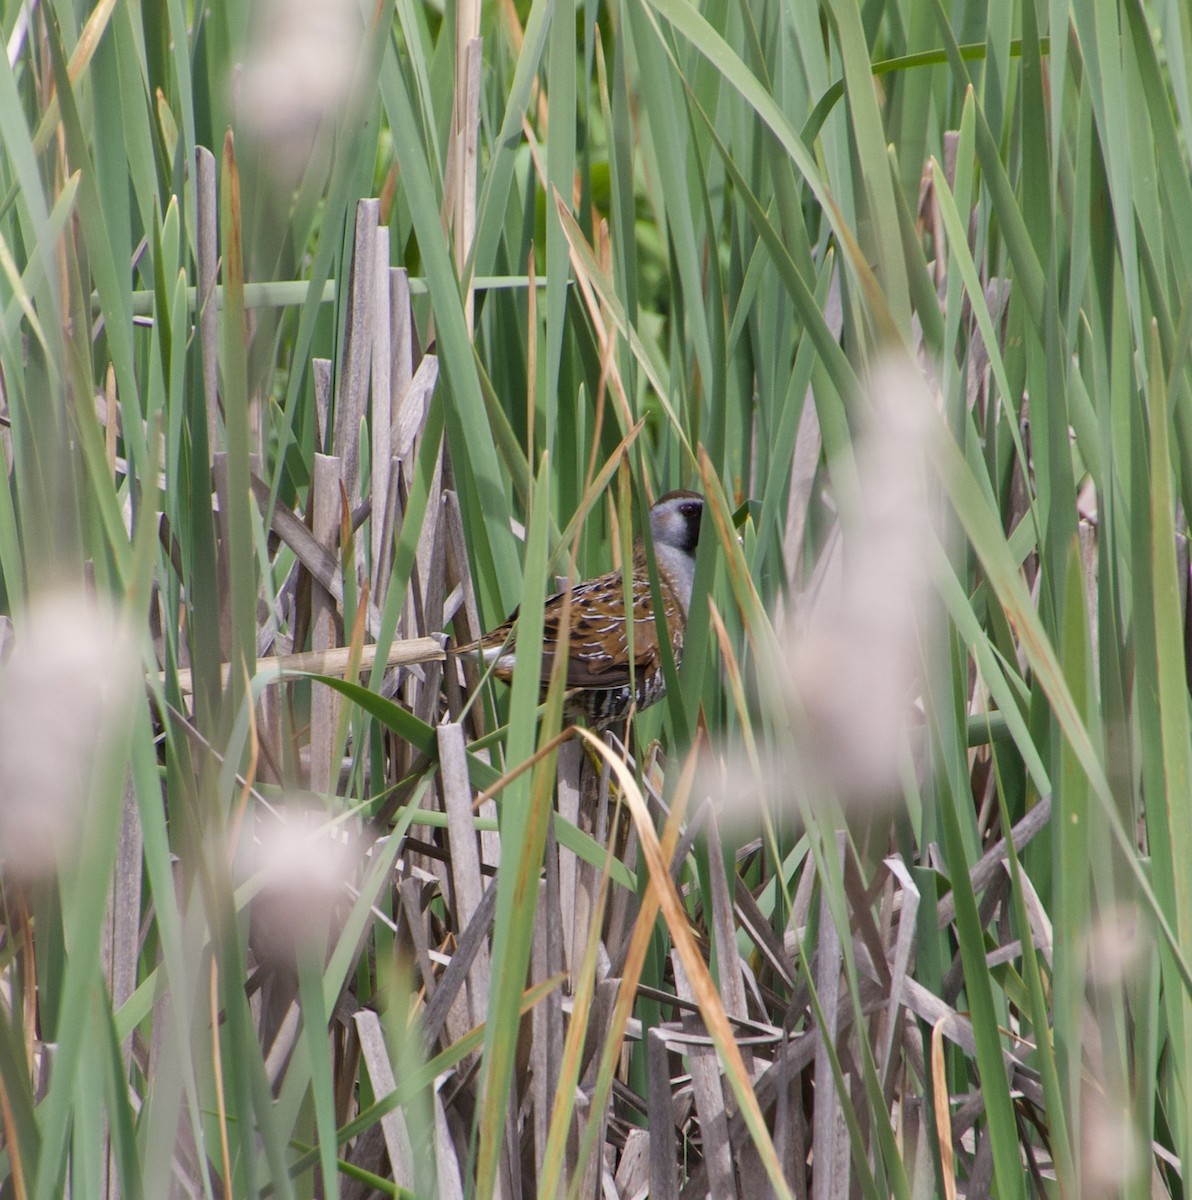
[457,491,705,729]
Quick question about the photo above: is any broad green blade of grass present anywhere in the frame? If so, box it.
[473,456,555,1200]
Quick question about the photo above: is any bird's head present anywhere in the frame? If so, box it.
[649,490,704,557]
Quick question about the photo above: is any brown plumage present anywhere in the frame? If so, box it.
[459,491,704,729]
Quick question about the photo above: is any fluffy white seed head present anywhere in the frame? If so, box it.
[0,590,138,880]
[785,354,939,804]
[245,805,359,966]
[1085,904,1150,989]
[233,0,363,184]
[1081,1089,1144,1196]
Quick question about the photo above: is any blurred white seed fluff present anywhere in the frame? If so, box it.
[786,355,938,803]
[1082,1090,1143,1197]
[1085,904,1150,988]
[234,0,363,182]
[246,806,358,965]
[0,590,138,880]
[692,741,795,827]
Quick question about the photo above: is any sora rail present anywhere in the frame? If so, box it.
[459,491,704,729]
